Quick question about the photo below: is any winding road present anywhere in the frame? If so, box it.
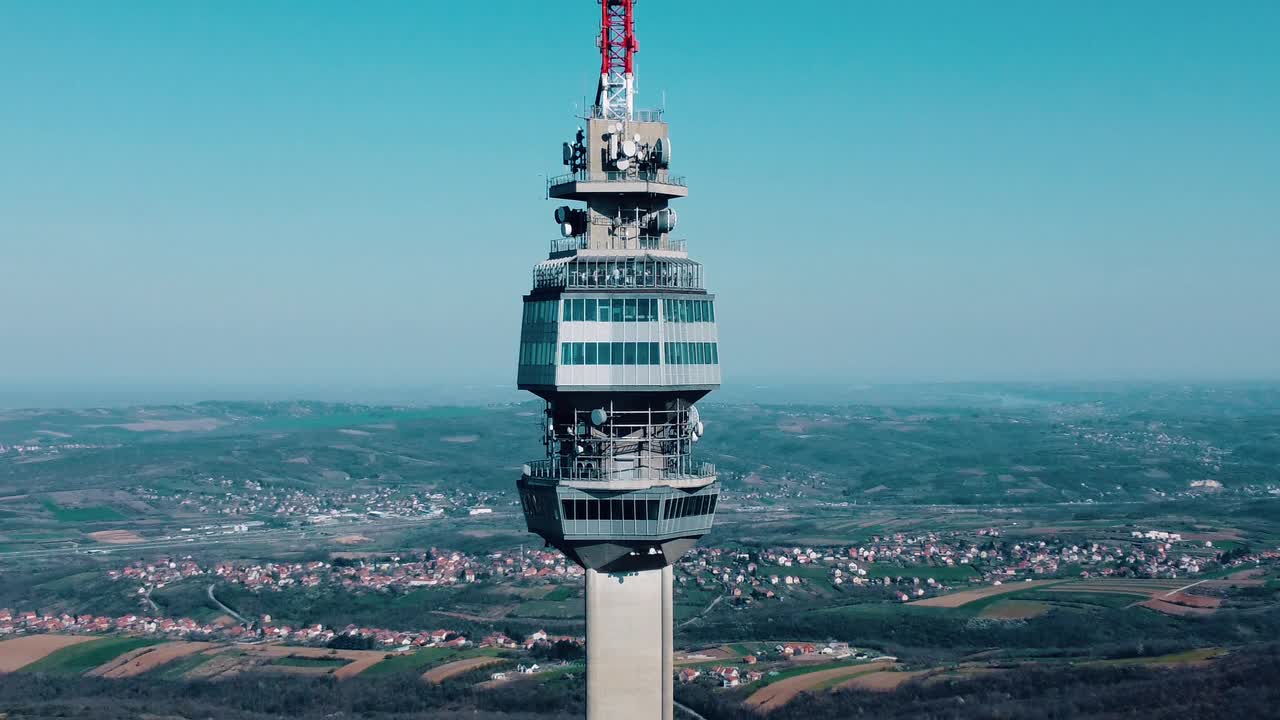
[674,700,709,720]
[206,583,246,623]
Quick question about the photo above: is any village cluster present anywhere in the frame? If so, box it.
[0,604,579,658]
[674,527,1233,606]
[107,547,583,597]
[130,478,504,523]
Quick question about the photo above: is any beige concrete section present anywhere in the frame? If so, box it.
[662,565,673,720]
[586,567,671,720]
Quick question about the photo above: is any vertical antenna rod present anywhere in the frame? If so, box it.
[595,0,637,120]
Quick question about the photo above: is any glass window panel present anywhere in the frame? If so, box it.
[575,499,587,519]
[562,500,575,520]
[712,344,719,364]
[598,342,611,365]
[637,342,650,365]
[694,301,703,323]
[623,299,637,322]
[636,499,648,521]
[646,500,659,521]
[585,298,597,322]
[611,301,623,323]
[636,298,650,322]
[611,499,623,521]
[572,299,584,321]
[563,300,571,321]
[624,342,637,365]
[611,342,624,365]
[587,499,599,520]
[597,299,609,320]
[709,494,718,513]
[623,499,635,521]
[573,342,585,365]
[663,500,673,520]
[585,342,598,365]
[561,343,570,365]
[709,301,715,322]
[599,499,612,520]
[649,342,660,365]
[650,299,659,321]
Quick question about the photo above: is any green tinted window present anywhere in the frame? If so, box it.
[584,298,597,321]
[612,342,624,365]
[585,343,598,365]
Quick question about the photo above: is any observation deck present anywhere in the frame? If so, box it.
[532,254,704,292]
[548,170,689,200]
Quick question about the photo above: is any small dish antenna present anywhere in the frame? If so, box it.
[590,408,609,425]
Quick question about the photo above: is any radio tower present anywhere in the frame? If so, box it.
[515,2,721,718]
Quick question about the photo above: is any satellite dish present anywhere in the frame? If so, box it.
[621,139,638,158]
[613,121,624,134]
[653,137,671,168]
[562,142,573,166]
[590,408,609,425]
[615,157,631,171]
[561,223,575,237]
[575,445,584,454]
[554,206,571,224]
[695,421,705,436]
[649,208,677,234]
[687,405,700,426]
[691,433,700,443]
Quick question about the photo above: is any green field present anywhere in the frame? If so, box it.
[507,599,582,619]
[22,637,159,675]
[40,501,127,523]
[543,585,578,602]
[151,650,215,679]
[362,647,458,676]
[272,655,350,668]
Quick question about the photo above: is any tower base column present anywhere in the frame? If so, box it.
[585,566,674,720]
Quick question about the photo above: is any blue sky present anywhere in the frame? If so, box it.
[1,1,1277,397]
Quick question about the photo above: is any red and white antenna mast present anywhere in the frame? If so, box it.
[595,0,637,121]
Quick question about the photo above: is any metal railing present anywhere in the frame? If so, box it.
[550,236,587,254]
[533,257,704,291]
[589,107,665,123]
[549,236,687,255]
[547,170,687,191]
[523,458,715,483]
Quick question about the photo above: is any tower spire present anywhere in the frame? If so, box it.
[595,0,637,120]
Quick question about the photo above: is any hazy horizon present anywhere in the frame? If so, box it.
[3,1,1277,388]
